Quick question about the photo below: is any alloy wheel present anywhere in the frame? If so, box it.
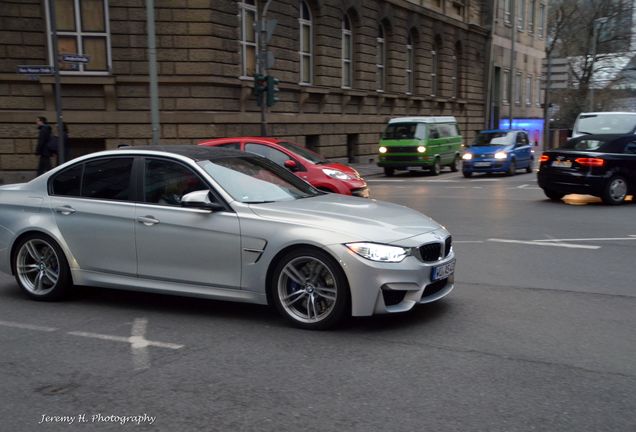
[16,239,60,296]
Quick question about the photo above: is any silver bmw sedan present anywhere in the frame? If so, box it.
[0,146,455,329]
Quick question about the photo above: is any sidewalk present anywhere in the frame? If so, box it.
[348,162,384,178]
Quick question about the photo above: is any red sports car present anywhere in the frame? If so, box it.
[199,137,369,197]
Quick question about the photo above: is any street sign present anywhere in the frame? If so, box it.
[17,65,54,75]
[258,19,278,43]
[62,53,90,63]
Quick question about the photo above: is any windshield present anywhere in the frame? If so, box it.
[575,114,636,135]
[382,123,426,140]
[473,132,514,146]
[198,156,319,203]
[277,141,327,164]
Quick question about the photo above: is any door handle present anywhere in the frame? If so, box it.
[137,216,160,226]
[54,205,76,215]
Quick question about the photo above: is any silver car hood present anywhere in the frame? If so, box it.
[247,194,442,243]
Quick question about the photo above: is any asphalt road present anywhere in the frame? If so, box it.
[1,169,634,431]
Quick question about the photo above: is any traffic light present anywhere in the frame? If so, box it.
[253,74,267,105]
[266,75,280,107]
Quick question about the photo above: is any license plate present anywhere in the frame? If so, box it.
[474,161,491,167]
[431,259,455,281]
[552,160,572,168]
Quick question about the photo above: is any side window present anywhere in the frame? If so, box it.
[217,142,241,150]
[82,158,134,200]
[50,163,83,196]
[438,125,452,137]
[144,159,208,206]
[516,133,529,146]
[624,142,636,154]
[429,125,440,139]
[448,124,459,137]
[245,143,290,166]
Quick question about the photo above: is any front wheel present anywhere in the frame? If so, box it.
[384,167,394,177]
[430,159,441,176]
[543,188,564,202]
[13,234,72,301]
[601,176,628,205]
[507,160,516,176]
[270,248,350,330]
[462,171,473,178]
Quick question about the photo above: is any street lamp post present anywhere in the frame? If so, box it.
[589,17,608,111]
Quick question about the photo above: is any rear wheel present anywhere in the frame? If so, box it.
[430,158,441,176]
[526,158,534,173]
[384,167,394,177]
[13,234,72,301]
[271,248,350,330]
[450,155,460,172]
[543,188,564,202]
[462,171,473,178]
[601,176,628,205]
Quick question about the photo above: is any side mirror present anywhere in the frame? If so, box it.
[181,190,226,212]
[284,159,298,171]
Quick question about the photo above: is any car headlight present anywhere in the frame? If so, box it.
[417,146,426,153]
[345,242,409,263]
[462,153,473,160]
[379,146,387,154]
[322,168,353,180]
[494,151,507,159]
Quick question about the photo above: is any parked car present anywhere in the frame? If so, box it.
[377,116,463,176]
[572,112,636,138]
[198,137,368,198]
[461,129,534,177]
[0,146,455,329]
[537,134,636,204]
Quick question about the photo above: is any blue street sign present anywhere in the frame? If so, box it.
[17,65,54,75]
[62,54,90,63]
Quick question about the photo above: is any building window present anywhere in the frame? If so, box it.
[431,37,441,97]
[452,42,462,99]
[536,76,542,106]
[514,71,522,105]
[517,0,526,31]
[538,3,545,37]
[504,0,512,24]
[299,0,312,84]
[406,33,414,95]
[503,69,510,104]
[376,25,386,92]
[528,0,536,34]
[239,0,258,77]
[45,0,111,74]
[525,75,532,105]
[342,15,353,88]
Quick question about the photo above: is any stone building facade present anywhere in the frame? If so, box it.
[0,0,490,183]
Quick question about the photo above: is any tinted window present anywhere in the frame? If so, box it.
[245,143,290,167]
[144,159,208,206]
[217,142,241,150]
[82,158,134,200]
[278,141,326,164]
[516,133,529,146]
[51,164,83,196]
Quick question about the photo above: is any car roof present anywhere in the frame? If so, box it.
[121,144,246,161]
[200,136,280,144]
[388,116,457,124]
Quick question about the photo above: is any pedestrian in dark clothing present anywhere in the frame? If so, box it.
[35,116,53,175]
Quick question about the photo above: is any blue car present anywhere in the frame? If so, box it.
[462,129,535,177]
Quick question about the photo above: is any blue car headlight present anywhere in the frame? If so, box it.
[494,151,507,160]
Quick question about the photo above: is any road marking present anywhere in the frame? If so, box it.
[68,329,183,350]
[0,320,57,332]
[517,184,529,189]
[488,238,600,249]
[531,236,636,243]
[130,318,150,370]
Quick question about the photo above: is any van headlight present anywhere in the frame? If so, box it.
[379,147,387,154]
[462,153,473,160]
[494,151,507,159]
[417,146,426,153]
[322,168,353,180]
[345,242,409,262]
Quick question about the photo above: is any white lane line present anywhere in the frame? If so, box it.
[130,318,150,370]
[68,329,184,350]
[0,320,57,332]
[517,184,529,189]
[488,238,600,249]
[531,236,636,243]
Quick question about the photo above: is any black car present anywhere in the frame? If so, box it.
[537,134,636,205]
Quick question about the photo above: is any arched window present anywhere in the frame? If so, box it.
[406,32,415,94]
[376,25,386,91]
[299,1,313,84]
[239,0,258,77]
[431,36,441,97]
[453,41,463,99]
[342,15,353,88]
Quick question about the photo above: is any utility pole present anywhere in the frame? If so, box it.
[147,0,160,145]
[47,0,65,163]
[258,0,273,136]
[508,0,516,130]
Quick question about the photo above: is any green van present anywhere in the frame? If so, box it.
[377,116,463,176]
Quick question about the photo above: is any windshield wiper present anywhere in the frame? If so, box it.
[243,200,276,204]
